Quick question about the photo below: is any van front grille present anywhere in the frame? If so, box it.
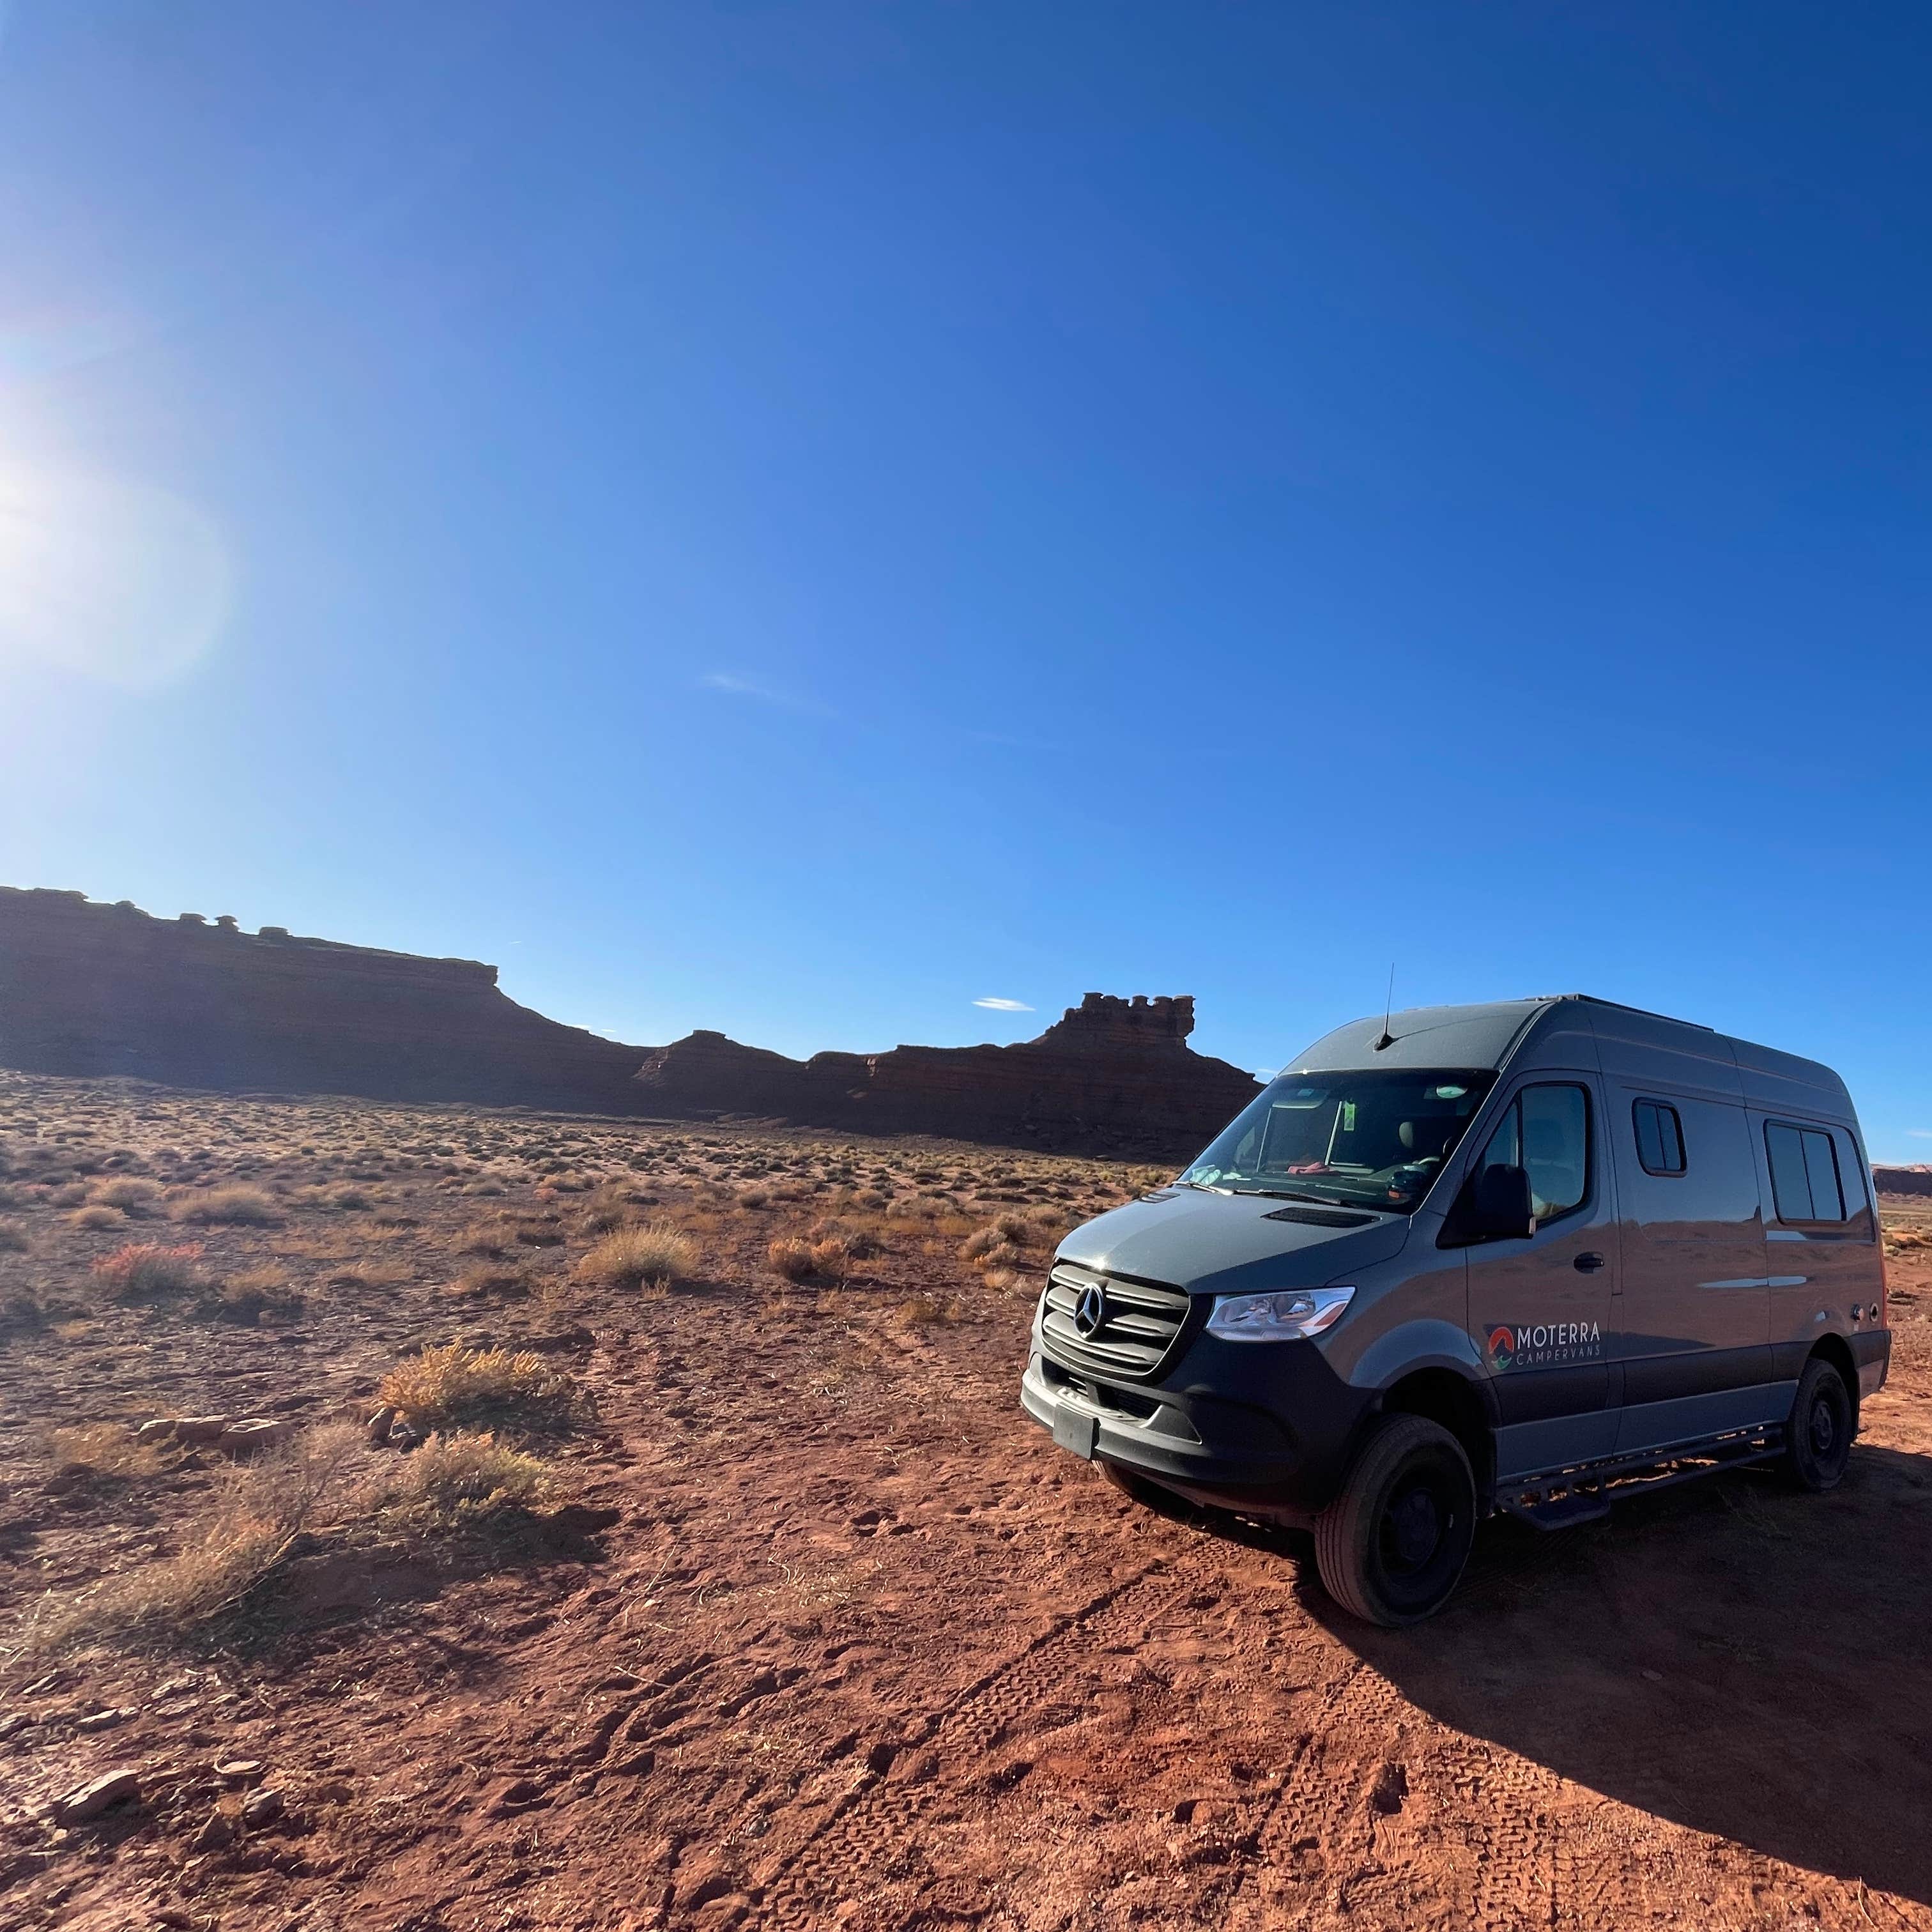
[1039,1262,1191,1381]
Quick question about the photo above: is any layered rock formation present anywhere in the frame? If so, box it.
[0,888,648,1113]
[633,993,1262,1156]
[0,890,1261,1156]
[1876,1166,1932,1199]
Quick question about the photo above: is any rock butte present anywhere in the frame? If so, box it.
[0,887,1262,1159]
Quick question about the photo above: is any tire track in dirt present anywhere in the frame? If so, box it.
[1233,1656,1407,1917]
[758,1553,1212,1928]
[1229,1652,1607,1929]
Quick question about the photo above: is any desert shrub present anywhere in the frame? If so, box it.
[894,1296,958,1328]
[171,1185,283,1227]
[89,1177,160,1213]
[327,1183,373,1210]
[93,1241,207,1300]
[49,1182,89,1208]
[809,1236,855,1280]
[461,1219,515,1257]
[992,1210,1032,1243]
[737,1186,772,1209]
[68,1204,126,1231]
[579,1186,642,1236]
[970,1237,1023,1272]
[576,1222,698,1290]
[768,1236,816,1281]
[208,1266,305,1326]
[49,1423,164,1479]
[807,1216,884,1259]
[960,1225,1005,1263]
[378,1342,577,1432]
[0,1221,31,1253]
[29,1422,368,1647]
[449,1264,534,1300]
[381,1430,549,1527]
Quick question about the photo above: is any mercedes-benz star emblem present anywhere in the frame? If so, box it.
[1073,1283,1108,1337]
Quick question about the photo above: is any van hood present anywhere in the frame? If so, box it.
[1056,1187,1412,1296]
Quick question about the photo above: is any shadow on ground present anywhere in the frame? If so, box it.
[1276,1442,1932,1903]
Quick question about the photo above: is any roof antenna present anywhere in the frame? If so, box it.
[1373,963,1396,1051]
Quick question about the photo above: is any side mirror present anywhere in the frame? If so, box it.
[1467,1163,1535,1240]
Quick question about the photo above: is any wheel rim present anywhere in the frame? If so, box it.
[1809,1395,1837,1458]
[1383,1480,1445,1572]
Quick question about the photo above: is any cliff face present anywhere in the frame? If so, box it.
[0,888,648,1113]
[1877,1167,1932,1198]
[1,890,1262,1156]
[634,993,1263,1158]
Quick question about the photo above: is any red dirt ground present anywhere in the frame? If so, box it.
[3,1077,1930,1932]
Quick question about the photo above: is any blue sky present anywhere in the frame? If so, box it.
[1,3,1929,1158]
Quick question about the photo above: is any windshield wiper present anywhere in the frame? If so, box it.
[1224,1185,1337,1203]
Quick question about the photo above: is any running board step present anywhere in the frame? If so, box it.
[1499,1489,1610,1531]
[1498,1428,1788,1532]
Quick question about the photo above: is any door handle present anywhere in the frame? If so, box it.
[1574,1252,1606,1273]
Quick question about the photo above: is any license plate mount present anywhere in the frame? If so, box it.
[1052,1404,1099,1460]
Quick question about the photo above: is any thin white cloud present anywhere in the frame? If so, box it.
[1254,1068,1278,1081]
[1908,1130,1932,1140]
[699,671,834,717]
[974,997,1034,1012]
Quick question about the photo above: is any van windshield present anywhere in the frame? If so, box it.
[1180,1068,1498,1213]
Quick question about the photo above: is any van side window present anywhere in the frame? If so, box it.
[1766,1122,1846,1224]
[1477,1084,1589,1223]
[1632,1100,1686,1176]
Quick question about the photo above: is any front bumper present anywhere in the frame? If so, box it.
[1019,1329,1377,1517]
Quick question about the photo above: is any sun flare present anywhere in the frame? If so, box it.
[0,466,231,688]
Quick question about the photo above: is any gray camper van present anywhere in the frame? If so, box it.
[1020,996,1888,1625]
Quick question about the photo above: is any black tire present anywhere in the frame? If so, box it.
[1314,1414,1476,1627]
[1782,1356,1854,1491]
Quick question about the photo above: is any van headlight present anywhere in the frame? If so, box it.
[1205,1285,1354,1342]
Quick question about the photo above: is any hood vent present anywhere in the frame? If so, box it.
[1262,1204,1376,1229]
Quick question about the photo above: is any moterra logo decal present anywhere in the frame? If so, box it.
[1485,1320,1602,1370]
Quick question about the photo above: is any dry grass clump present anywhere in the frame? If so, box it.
[30,1422,367,1648]
[89,1176,160,1213]
[894,1295,960,1329]
[170,1184,284,1226]
[767,1235,816,1281]
[0,1221,29,1253]
[737,1185,772,1208]
[93,1241,207,1300]
[576,1221,698,1291]
[49,1423,165,1479]
[381,1430,550,1527]
[67,1203,126,1230]
[378,1342,577,1432]
[961,1223,1025,1272]
[210,1265,305,1326]
[808,1216,884,1259]
[808,1235,855,1280]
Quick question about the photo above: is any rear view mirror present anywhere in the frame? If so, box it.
[1468,1163,1535,1240]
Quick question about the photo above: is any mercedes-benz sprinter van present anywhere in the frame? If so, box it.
[1020,996,1888,1625]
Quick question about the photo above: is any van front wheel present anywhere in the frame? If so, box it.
[1314,1415,1476,1627]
